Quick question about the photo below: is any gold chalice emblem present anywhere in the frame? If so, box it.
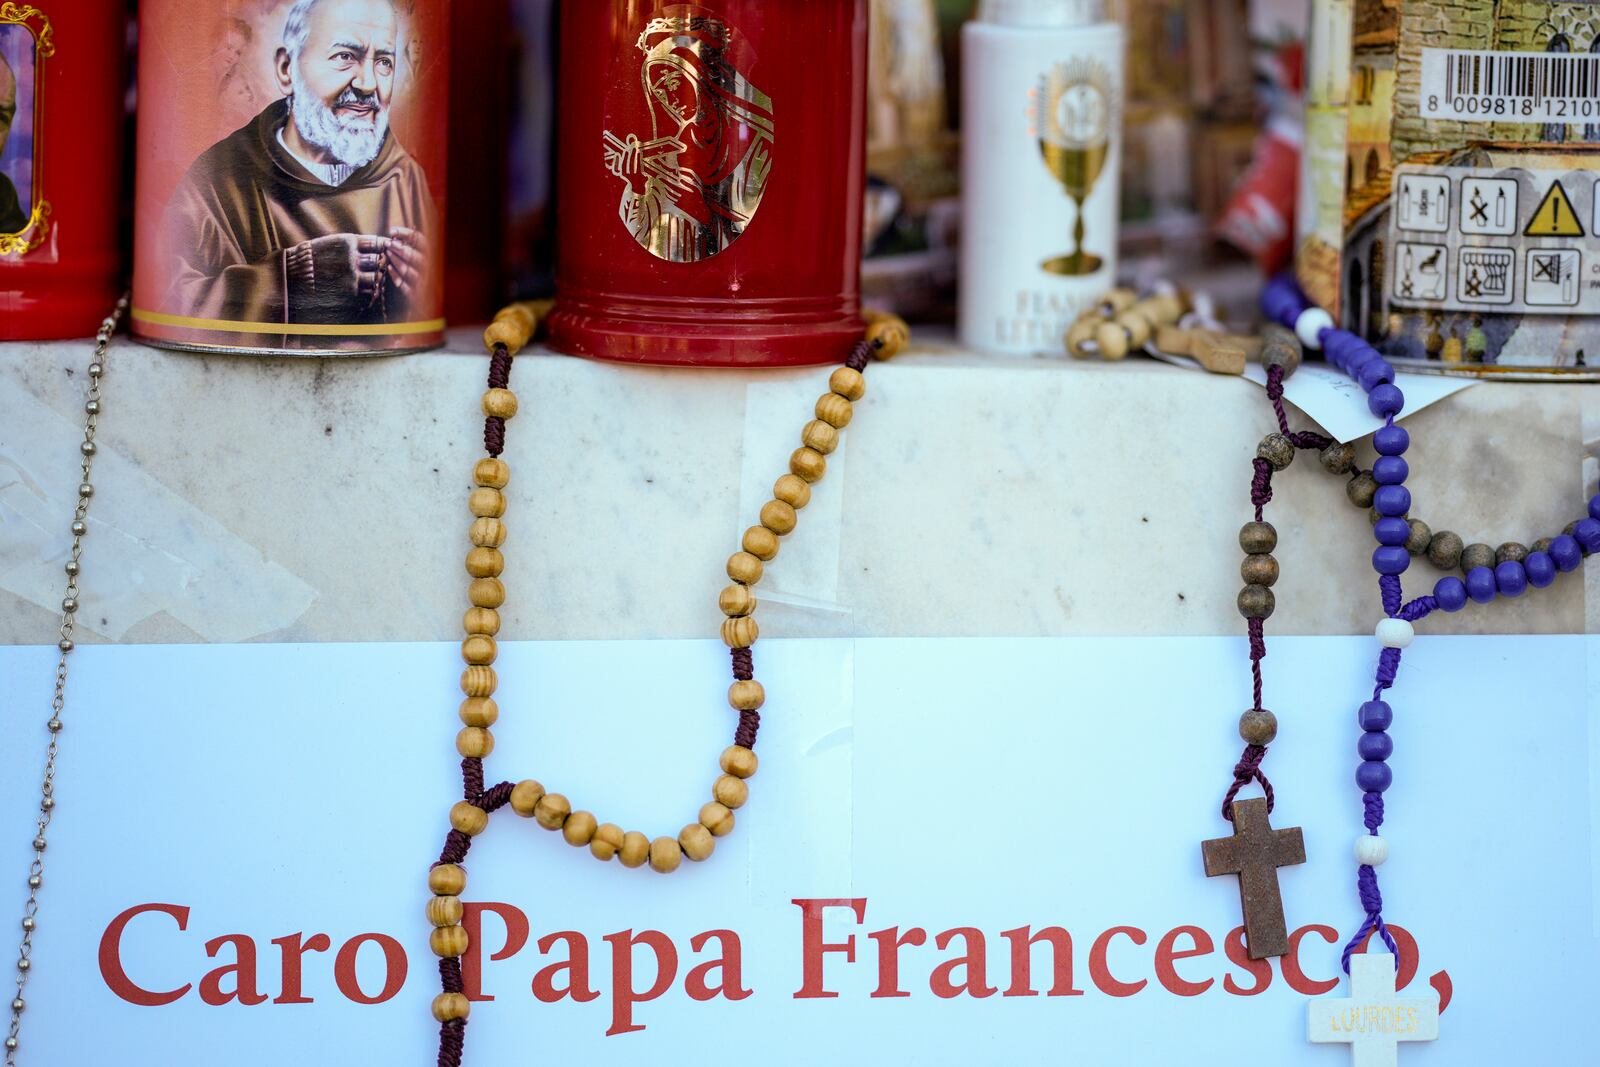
[1037,60,1112,276]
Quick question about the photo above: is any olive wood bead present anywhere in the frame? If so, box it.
[790,447,827,483]
[469,488,507,518]
[1405,519,1432,555]
[815,394,853,429]
[428,896,465,927]
[430,925,470,958]
[870,319,908,361]
[474,458,510,489]
[619,831,651,869]
[463,607,501,637]
[719,583,757,617]
[721,615,759,648]
[1427,530,1463,570]
[459,696,498,727]
[760,499,798,535]
[865,317,909,358]
[720,744,758,779]
[1239,709,1278,745]
[482,318,524,353]
[773,473,812,510]
[1237,585,1275,620]
[1532,537,1554,555]
[1241,554,1279,587]
[1117,309,1153,347]
[449,802,488,836]
[482,388,518,419]
[488,303,535,340]
[466,547,504,578]
[727,552,764,585]
[591,823,625,861]
[461,634,497,665]
[1142,292,1184,322]
[1260,328,1302,375]
[1257,433,1295,471]
[562,810,598,847]
[460,665,496,698]
[433,992,471,1022]
[1320,442,1356,474]
[1347,472,1378,508]
[801,420,839,456]
[728,679,765,711]
[1065,317,1101,358]
[456,727,494,758]
[495,303,536,333]
[713,773,750,809]
[1094,322,1130,360]
[680,823,715,861]
[700,801,735,837]
[509,780,545,817]
[830,366,866,401]
[534,793,572,830]
[1496,541,1529,564]
[1460,542,1495,573]
[1101,287,1138,313]
[429,864,467,896]
[649,836,683,873]
[743,525,779,561]
[468,577,506,608]
[470,517,507,548]
[1239,521,1277,554]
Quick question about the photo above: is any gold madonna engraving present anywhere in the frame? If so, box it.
[1035,59,1112,277]
[602,12,774,263]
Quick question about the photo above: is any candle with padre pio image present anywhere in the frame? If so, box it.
[132,0,448,355]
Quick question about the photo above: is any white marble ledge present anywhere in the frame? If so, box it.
[1,332,1596,645]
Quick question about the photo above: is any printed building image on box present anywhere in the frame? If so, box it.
[1299,0,1600,371]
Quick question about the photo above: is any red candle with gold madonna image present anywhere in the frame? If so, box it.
[132,0,448,355]
[548,0,869,367]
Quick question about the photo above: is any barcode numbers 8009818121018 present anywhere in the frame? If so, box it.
[1421,49,1600,121]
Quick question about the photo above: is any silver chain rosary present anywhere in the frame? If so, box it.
[6,295,128,1065]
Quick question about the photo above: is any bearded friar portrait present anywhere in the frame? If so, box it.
[163,0,435,327]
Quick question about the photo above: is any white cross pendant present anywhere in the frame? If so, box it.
[1307,951,1439,1066]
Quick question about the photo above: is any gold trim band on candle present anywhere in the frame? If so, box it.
[131,308,447,337]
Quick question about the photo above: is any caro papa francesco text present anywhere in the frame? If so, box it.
[98,898,1453,1037]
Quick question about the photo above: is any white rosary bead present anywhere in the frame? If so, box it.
[1355,834,1389,867]
[1374,617,1414,648]
[1294,307,1334,350]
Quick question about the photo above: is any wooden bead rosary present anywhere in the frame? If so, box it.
[426,303,908,1065]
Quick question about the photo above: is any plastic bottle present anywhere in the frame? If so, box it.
[959,0,1123,354]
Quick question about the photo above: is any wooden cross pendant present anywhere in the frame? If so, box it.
[1308,951,1440,1066]
[1201,797,1304,959]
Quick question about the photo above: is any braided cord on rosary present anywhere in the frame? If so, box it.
[1262,275,1600,972]
[426,310,904,1067]
[1220,359,1337,824]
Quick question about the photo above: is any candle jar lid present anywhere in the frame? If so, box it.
[976,0,1103,27]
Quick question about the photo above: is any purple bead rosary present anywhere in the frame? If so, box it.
[1261,275,1599,974]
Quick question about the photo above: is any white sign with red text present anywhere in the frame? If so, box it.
[1,635,1595,1065]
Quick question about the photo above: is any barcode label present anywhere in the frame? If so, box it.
[1421,49,1600,122]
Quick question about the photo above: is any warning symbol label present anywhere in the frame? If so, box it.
[1524,179,1585,237]
[1387,163,1599,316]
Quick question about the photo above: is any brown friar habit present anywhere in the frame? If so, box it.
[162,98,435,326]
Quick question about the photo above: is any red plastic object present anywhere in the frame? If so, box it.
[548,0,868,367]
[0,2,127,340]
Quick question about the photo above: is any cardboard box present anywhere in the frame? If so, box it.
[1299,0,1600,373]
